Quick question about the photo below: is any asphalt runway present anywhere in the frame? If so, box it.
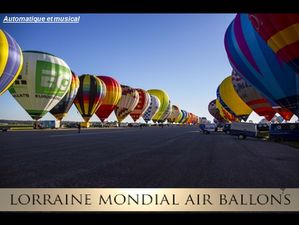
[1,126,299,187]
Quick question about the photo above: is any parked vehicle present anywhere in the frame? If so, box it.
[39,120,60,129]
[230,122,269,140]
[223,123,231,134]
[269,123,299,141]
[199,123,217,134]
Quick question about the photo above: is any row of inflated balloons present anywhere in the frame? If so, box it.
[0,29,200,125]
[209,14,299,124]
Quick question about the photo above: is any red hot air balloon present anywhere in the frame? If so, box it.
[249,14,299,74]
[130,88,150,122]
[95,76,122,122]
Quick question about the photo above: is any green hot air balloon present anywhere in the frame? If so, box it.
[147,89,170,123]
[9,51,72,126]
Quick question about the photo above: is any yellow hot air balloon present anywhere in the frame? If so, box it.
[218,76,252,121]
[215,98,238,122]
[147,89,170,123]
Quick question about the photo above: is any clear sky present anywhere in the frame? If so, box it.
[0,13,297,123]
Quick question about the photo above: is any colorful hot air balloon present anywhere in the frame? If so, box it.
[147,89,170,123]
[249,14,299,74]
[179,110,188,124]
[231,70,276,121]
[174,109,183,123]
[224,14,299,117]
[142,94,160,123]
[167,105,181,123]
[208,99,226,123]
[95,76,122,122]
[9,51,72,121]
[50,71,80,122]
[159,100,172,122]
[114,85,139,123]
[217,76,252,121]
[129,88,150,122]
[74,75,106,123]
[0,30,23,96]
[215,98,238,122]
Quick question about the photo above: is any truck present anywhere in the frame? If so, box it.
[39,120,60,129]
[230,122,269,140]
[269,123,299,141]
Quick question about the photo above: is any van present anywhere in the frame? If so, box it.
[269,123,299,141]
[230,122,269,139]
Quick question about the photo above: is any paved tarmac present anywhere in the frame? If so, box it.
[1,126,299,187]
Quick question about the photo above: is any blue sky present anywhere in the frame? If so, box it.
[1,13,290,123]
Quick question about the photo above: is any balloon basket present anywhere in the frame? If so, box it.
[80,122,90,128]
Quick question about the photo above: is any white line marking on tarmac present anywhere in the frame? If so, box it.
[186,130,201,133]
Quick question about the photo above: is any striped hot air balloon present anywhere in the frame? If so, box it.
[74,75,106,123]
[50,71,80,122]
[249,14,299,74]
[95,76,122,122]
[178,110,188,124]
[224,14,299,117]
[9,51,72,121]
[114,85,139,123]
[130,88,151,122]
[142,94,160,123]
[0,29,23,96]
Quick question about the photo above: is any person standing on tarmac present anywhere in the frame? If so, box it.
[78,123,81,133]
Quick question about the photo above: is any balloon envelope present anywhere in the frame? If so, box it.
[0,29,23,96]
[130,88,150,122]
[9,51,72,120]
[218,76,252,120]
[231,70,276,121]
[74,75,106,122]
[142,95,160,123]
[114,85,139,123]
[208,99,226,123]
[168,105,181,123]
[249,14,299,74]
[50,71,80,121]
[147,89,170,122]
[224,13,299,117]
[95,76,122,122]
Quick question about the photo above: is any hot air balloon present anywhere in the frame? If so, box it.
[249,14,299,74]
[50,71,80,123]
[159,100,172,123]
[215,98,238,122]
[231,70,276,121]
[179,110,188,124]
[9,51,72,124]
[167,105,181,123]
[114,85,139,123]
[142,94,160,123]
[174,109,183,123]
[224,14,299,117]
[147,89,170,123]
[129,88,150,122]
[95,76,122,122]
[208,99,226,123]
[0,29,23,96]
[74,74,106,126]
[217,76,252,121]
